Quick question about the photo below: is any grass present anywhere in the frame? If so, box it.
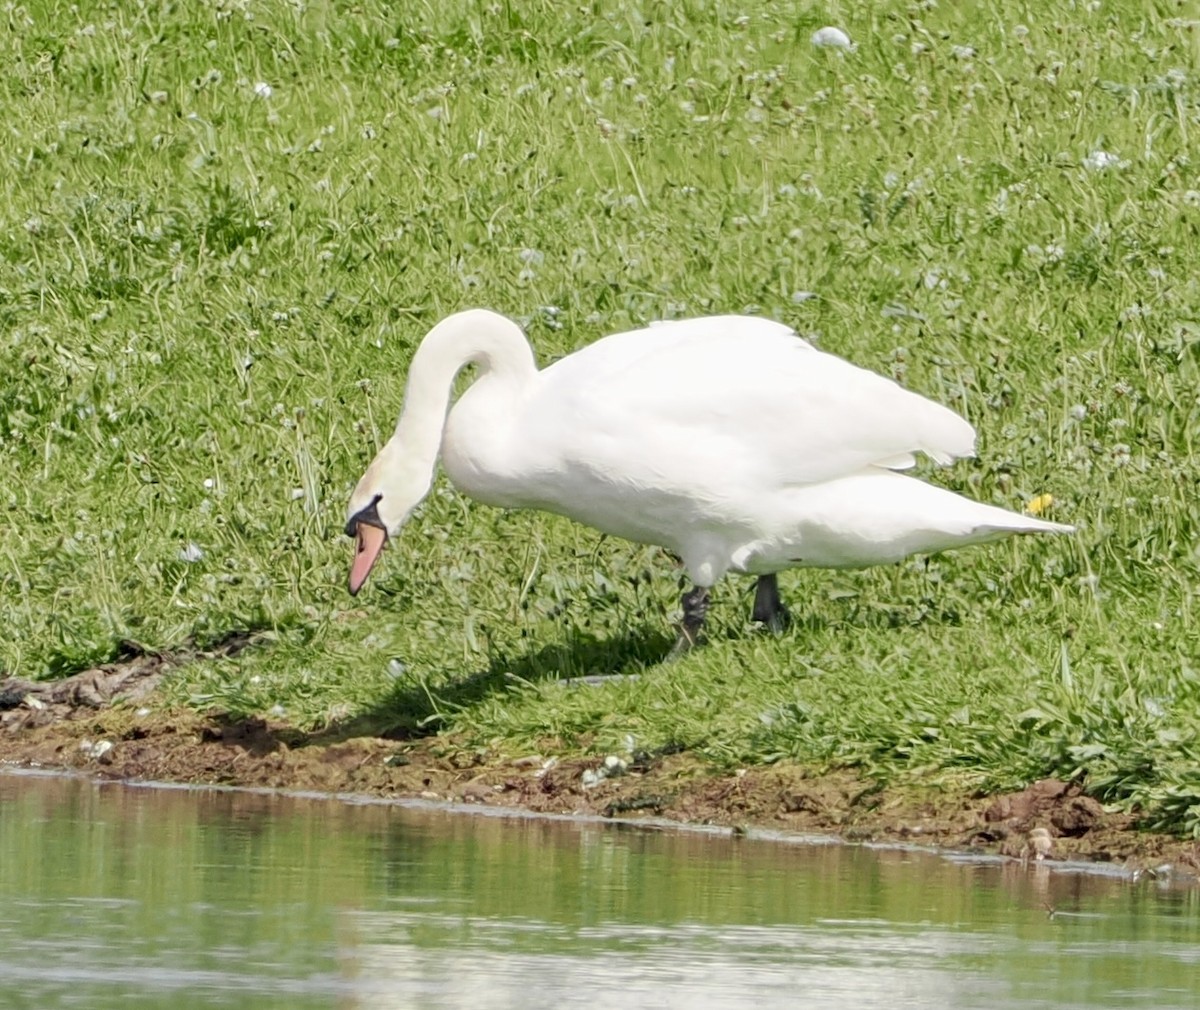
[3,0,1200,832]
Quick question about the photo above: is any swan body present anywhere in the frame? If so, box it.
[346,309,1071,643]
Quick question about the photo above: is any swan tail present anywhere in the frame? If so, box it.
[974,515,1075,536]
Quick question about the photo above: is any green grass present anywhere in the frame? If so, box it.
[4,0,1200,832]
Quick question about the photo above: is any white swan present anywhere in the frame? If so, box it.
[346,309,1072,649]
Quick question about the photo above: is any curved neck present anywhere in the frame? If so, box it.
[396,308,536,445]
[369,310,537,523]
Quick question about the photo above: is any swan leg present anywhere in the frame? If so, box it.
[752,574,791,634]
[669,585,711,658]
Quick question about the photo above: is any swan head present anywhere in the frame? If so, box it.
[345,443,432,595]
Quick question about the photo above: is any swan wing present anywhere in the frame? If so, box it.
[531,316,975,489]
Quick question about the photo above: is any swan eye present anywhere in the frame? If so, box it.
[345,493,385,538]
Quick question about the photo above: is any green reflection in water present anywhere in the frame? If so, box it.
[0,771,1197,1009]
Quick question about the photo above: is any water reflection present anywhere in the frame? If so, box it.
[0,771,1197,1009]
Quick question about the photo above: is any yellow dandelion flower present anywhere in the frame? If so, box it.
[1026,493,1054,516]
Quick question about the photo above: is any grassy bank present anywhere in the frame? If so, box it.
[3,0,1199,833]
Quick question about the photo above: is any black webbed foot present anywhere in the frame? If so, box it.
[668,585,711,658]
[752,574,791,635]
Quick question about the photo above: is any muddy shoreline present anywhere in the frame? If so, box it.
[3,660,1199,879]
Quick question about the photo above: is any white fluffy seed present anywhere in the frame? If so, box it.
[811,26,853,50]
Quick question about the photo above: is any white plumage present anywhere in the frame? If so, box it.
[346,310,1071,645]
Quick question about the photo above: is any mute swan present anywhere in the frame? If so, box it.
[346,309,1072,651]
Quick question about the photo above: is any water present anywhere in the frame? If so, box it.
[1,771,1197,1009]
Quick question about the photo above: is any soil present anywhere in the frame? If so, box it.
[3,647,1199,880]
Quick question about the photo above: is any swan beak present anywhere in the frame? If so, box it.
[348,522,387,596]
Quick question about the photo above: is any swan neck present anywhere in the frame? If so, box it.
[392,309,536,480]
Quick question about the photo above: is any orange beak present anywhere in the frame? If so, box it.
[348,522,387,595]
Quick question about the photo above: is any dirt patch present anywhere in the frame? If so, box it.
[2,671,1198,878]
[0,633,260,728]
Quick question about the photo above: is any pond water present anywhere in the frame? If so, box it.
[0,770,1197,1009]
